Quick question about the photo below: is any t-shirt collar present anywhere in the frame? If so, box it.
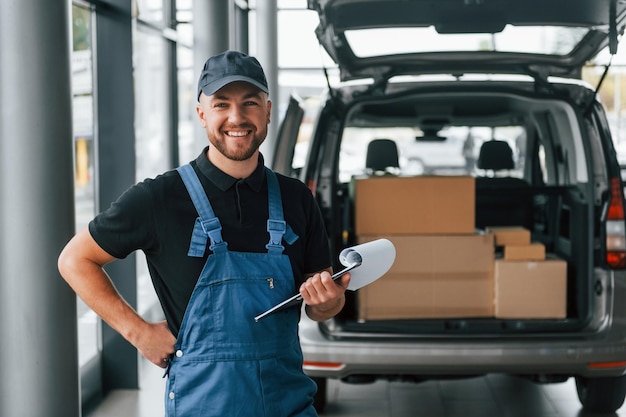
[195,146,265,192]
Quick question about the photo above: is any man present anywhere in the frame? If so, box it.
[58,50,350,416]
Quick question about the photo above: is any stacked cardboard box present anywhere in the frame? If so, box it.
[486,226,530,247]
[357,233,494,320]
[353,176,495,320]
[352,176,475,235]
[487,226,567,319]
[503,244,545,261]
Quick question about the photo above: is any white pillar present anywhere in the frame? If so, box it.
[256,0,279,165]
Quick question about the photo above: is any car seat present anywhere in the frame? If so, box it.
[477,139,515,173]
[475,140,532,230]
[365,138,400,175]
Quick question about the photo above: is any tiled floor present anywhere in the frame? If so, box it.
[87,361,626,417]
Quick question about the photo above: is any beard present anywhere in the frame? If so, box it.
[209,128,266,161]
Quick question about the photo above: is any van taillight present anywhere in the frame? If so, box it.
[303,361,345,370]
[606,177,626,268]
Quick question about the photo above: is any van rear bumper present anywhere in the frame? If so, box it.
[300,315,626,379]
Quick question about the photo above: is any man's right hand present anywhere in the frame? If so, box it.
[134,320,177,368]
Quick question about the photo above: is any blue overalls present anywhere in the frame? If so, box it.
[164,164,317,417]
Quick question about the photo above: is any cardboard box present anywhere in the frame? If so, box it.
[486,226,530,246]
[504,243,545,261]
[353,176,475,235]
[495,259,567,319]
[357,234,494,320]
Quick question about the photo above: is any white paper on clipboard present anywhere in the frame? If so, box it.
[254,238,396,321]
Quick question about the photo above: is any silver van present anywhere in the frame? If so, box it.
[273,0,626,413]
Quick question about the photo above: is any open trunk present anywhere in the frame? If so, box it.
[306,79,612,338]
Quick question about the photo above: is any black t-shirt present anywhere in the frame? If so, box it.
[89,148,331,335]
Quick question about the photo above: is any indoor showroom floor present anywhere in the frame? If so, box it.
[86,359,626,417]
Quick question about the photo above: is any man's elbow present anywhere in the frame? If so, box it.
[57,244,76,282]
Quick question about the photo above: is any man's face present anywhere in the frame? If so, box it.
[197,81,271,162]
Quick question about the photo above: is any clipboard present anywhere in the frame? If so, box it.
[254,238,396,322]
[253,262,361,322]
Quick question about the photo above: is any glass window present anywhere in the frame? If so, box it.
[176,21,193,46]
[133,31,170,179]
[176,0,193,24]
[277,0,307,8]
[278,9,335,69]
[71,3,99,367]
[177,44,195,165]
[538,144,549,184]
[275,6,338,165]
[338,126,525,183]
[291,97,321,173]
[133,28,170,314]
[252,0,308,9]
[176,11,194,165]
[344,26,590,58]
[136,0,164,25]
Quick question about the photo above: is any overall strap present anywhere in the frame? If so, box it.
[176,164,228,256]
[264,168,299,254]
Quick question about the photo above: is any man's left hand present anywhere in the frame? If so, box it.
[300,269,350,322]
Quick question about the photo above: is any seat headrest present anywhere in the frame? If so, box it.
[365,139,399,172]
[477,140,514,171]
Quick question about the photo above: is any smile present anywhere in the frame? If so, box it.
[226,130,250,137]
